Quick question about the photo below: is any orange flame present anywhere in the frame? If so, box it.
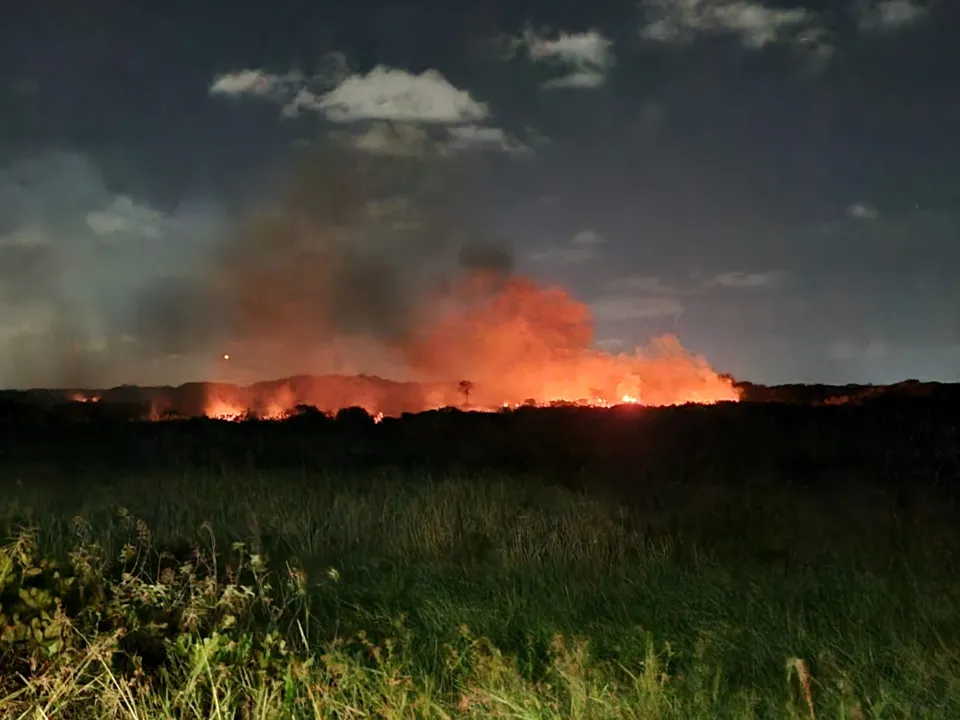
[198,275,738,421]
[205,398,245,421]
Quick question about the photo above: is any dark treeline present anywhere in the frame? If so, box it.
[1,390,959,512]
[1,374,955,417]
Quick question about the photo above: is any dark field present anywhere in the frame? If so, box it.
[1,390,959,717]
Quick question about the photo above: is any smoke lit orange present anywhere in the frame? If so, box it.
[200,274,738,420]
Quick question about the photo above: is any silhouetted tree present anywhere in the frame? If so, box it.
[335,406,374,430]
[458,380,475,406]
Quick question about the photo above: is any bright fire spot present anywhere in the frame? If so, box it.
[196,355,735,422]
[223,354,230,361]
[261,403,287,421]
[68,392,100,403]
[205,399,245,421]
[203,398,290,421]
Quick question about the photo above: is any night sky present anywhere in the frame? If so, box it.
[1,0,958,389]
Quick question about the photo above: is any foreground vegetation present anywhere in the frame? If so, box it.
[0,466,958,718]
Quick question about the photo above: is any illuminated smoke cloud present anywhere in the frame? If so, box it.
[0,147,737,412]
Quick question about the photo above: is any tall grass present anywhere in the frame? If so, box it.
[0,468,958,717]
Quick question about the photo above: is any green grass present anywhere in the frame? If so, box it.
[1,468,958,717]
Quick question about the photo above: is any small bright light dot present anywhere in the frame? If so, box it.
[223,354,230,360]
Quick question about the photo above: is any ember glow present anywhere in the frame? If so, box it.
[204,398,246,421]
[197,274,739,421]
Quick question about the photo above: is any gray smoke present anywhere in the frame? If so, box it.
[0,146,512,389]
[0,152,224,388]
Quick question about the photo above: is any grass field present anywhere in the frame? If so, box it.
[1,465,958,718]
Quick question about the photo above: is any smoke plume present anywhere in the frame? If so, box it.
[0,145,737,409]
[0,152,222,388]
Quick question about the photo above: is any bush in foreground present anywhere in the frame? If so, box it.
[0,517,727,718]
[0,502,953,719]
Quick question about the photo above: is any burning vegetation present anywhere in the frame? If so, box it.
[5,146,740,415]
[194,270,738,420]
[128,147,736,421]
[199,331,738,421]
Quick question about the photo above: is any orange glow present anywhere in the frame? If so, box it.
[403,276,738,409]
[68,392,101,403]
[261,402,287,420]
[205,398,245,420]
[195,274,739,422]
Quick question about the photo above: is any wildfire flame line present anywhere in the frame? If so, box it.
[201,386,731,422]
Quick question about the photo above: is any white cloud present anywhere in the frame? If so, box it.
[210,69,304,98]
[846,202,879,221]
[508,28,614,89]
[309,67,489,124]
[526,29,613,67]
[856,0,929,31]
[446,125,533,154]
[210,62,531,155]
[711,2,809,47]
[704,270,785,288]
[281,87,325,119]
[639,0,829,58]
[212,65,487,124]
[637,0,922,59]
